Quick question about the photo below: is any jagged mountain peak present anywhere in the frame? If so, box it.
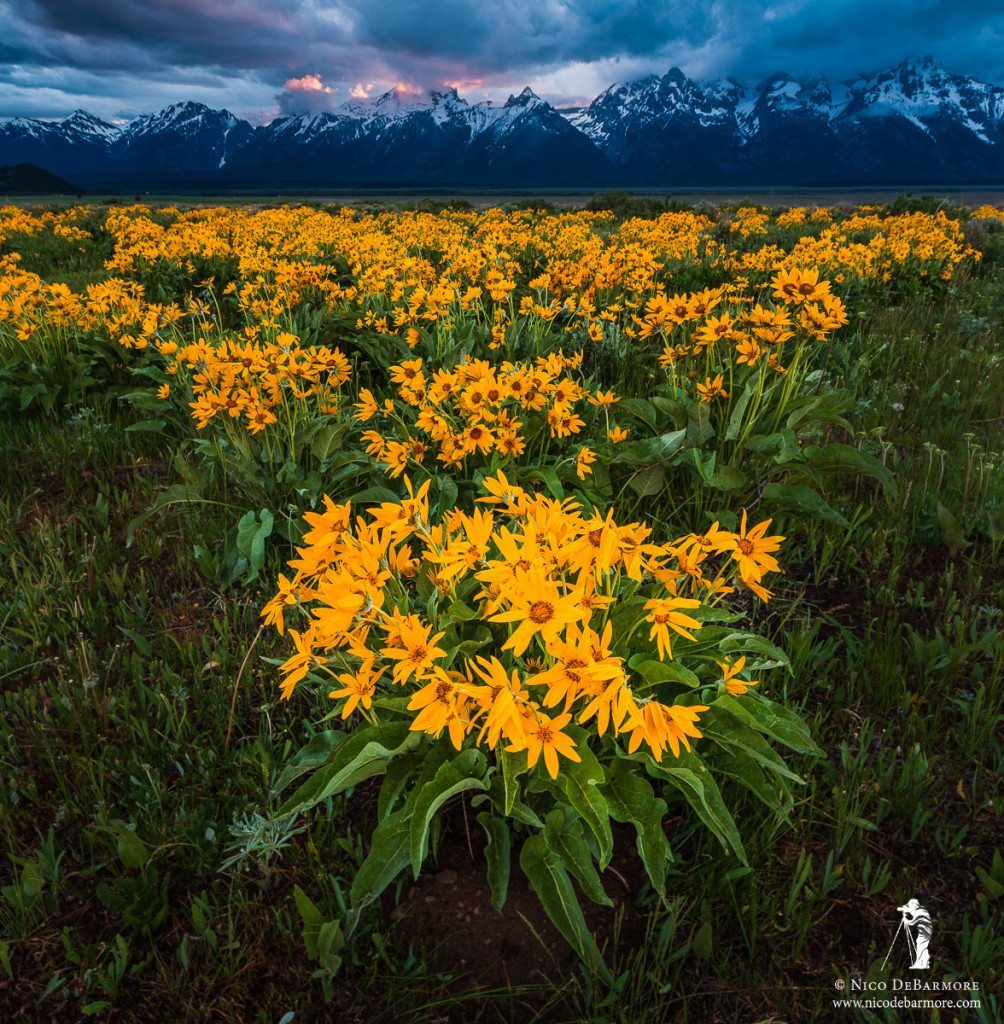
[123,101,246,137]
[1,57,1001,186]
[338,85,448,120]
[61,109,121,139]
[840,57,1004,144]
[753,73,832,115]
[505,86,545,108]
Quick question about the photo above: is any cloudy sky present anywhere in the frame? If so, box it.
[2,0,1002,123]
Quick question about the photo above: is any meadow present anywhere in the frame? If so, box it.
[0,194,1001,1023]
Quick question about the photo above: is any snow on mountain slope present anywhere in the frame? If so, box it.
[60,110,121,142]
[2,58,1001,185]
[840,56,1004,143]
[113,102,255,174]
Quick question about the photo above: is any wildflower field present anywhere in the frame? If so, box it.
[1,194,1001,1022]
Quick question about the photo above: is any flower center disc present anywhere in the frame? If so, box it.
[529,600,554,624]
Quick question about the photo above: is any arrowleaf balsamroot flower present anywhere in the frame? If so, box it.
[381,618,447,685]
[491,571,586,656]
[13,199,969,963]
[717,655,758,696]
[329,661,382,718]
[724,510,785,600]
[266,475,786,771]
[508,711,581,780]
[625,701,709,760]
[645,597,702,661]
[279,629,324,700]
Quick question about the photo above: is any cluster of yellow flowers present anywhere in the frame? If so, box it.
[0,203,974,351]
[0,205,92,246]
[164,334,352,433]
[745,210,977,284]
[263,472,783,777]
[972,205,1004,223]
[634,268,848,400]
[355,349,619,476]
[0,264,150,345]
[774,207,834,229]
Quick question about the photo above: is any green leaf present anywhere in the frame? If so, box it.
[693,921,714,959]
[524,466,564,499]
[701,709,803,783]
[803,443,898,501]
[627,464,665,497]
[615,429,687,466]
[275,731,347,792]
[377,752,419,820]
[18,861,44,900]
[544,809,612,907]
[714,693,822,757]
[785,390,854,432]
[708,463,748,491]
[746,429,802,464]
[519,835,610,980]
[104,821,150,870]
[126,482,204,547]
[685,402,714,446]
[116,626,152,658]
[309,423,346,462]
[347,485,400,504]
[761,482,849,527]
[18,382,48,410]
[617,397,659,431]
[235,508,274,584]
[408,749,488,877]
[350,807,411,907]
[681,447,716,484]
[709,750,787,813]
[125,419,166,433]
[278,723,422,816]
[651,396,687,427]
[476,812,511,910]
[486,772,542,828]
[294,885,325,958]
[975,851,1004,901]
[649,753,747,864]
[724,384,755,441]
[435,474,459,516]
[558,740,613,869]
[718,631,792,674]
[500,748,527,816]
[628,656,700,689]
[445,600,479,623]
[603,763,670,899]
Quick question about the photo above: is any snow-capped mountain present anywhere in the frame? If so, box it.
[0,109,121,173]
[225,86,612,186]
[562,69,747,179]
[1,58,1001,187]
[842,57,1004,142]
[565,57,1004,183]
[832,57,1004,179]
[112,101,255,178]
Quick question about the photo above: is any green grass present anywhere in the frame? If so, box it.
[0,215,1002,1023]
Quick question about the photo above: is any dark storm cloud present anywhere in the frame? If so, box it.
[1,0,1001,122]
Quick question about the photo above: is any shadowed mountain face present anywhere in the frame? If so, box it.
[0,163,79,194]
[2,59,1002,187]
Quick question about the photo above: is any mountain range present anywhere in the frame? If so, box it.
[2,58,1002,188]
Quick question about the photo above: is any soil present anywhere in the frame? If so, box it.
[389,809,649,994]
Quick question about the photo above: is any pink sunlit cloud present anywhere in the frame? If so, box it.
[284,73,332,94]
